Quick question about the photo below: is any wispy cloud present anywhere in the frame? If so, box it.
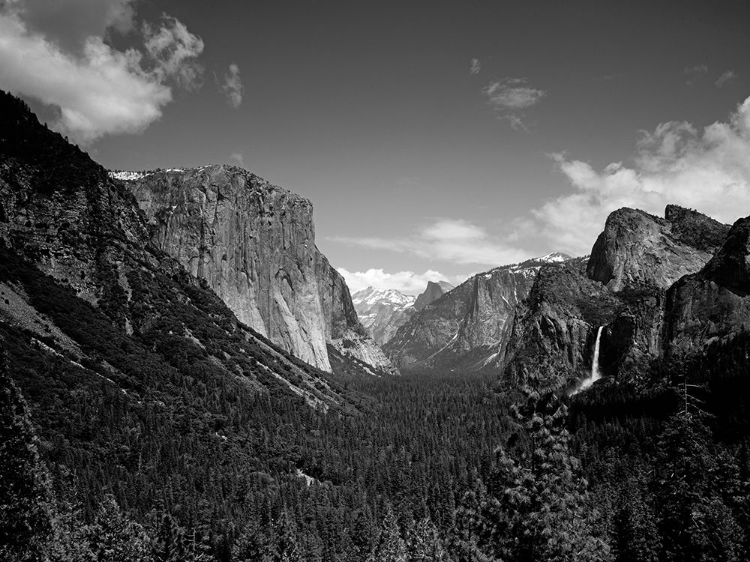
[0,3,204,144]
[143,16,204,91]
[330,218,528,267]
[481,77,545,130]
[531,95,750,256]
[338,268,463,295]
[684,64,708,85]
[229,152,244,167]
[220,63,243,108]
[715,70,737,88]
[470,58,481,75]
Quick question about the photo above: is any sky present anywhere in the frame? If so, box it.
[1,0,749,294]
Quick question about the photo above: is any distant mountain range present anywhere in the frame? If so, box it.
[352,280,454,346]
[382,252,571,373]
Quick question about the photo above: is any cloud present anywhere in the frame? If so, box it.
[142,15,204,90]
[470,58,481,75]
[716,70,737,88]
[14,0,137,54]
[220,63,243,108]
[532,95,750,256]
[481,77,545,130]
[338,268,463,295]
[684,64,708,85]
[229,152,244,167]
[330,218,528,267]
[0,5,204,144]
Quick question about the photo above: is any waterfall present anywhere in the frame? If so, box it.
[572,326,603,394]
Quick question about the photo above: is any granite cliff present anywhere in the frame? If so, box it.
[352,287,416,346]
[0,91,355,411]
[118,166,396,375]
[665,216,750,358]
[384,255,567,372]
[587,206,729,291]
[501,206,731,391]
[413,281,451,311]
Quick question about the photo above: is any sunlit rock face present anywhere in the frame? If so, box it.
[352,287,416,346]
[123,165,396,374]
[587,205,728,292]
[384,256,568,373]
[501,206,733,391]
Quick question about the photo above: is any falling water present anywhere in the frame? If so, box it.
[573,326,603,394]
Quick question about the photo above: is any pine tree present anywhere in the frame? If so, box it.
[406,517,450,561]
[655,410,745,562]
[232,518,273,562]
[0,353,53,561]
[274,508,302,562]
[456,394,611,562]
[86,495,154,562]
[611,471,660,562]
[367,507,407,562]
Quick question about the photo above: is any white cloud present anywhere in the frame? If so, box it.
[229,151,244,167]
[532,95,750,256]
[142,16,204,90]
[716,70,737,88]
[220,63,243,108]
[338,268,464,295]
[481,77,545,130]
[470,58,481,75]
[684,64,708,85]
[330,218,528,267]
[0,6,204,144]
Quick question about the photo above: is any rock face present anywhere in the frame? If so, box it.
[384,257,565,372]
[122,166,395,375]
[665,217,750,358]
[501,206,732,391]
[0,90,354,410]
[414,281,446,311]
[352,287,416,346]
[587,206,729,292]
[502,259,624,390]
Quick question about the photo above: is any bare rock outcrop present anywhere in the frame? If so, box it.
[587,206,728,292]
[122,165,395,374]
[665,216,750,357]
[385,257,562,372]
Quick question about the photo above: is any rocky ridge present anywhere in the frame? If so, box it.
[587,206,729,291]
[0,91,356,410]
[384,255,569,372]
[414,281,450,311]
[665,216,750,358]
[118,165,396,375]
[501,206,733,391]
[352,287,416,346]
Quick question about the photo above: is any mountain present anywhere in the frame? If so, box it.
[587,205,729,291]
[351,286,416,345]
[384,255,570,372]
[113,165,397,376]
[413,281,448,311]
[0,91,355,410]
[665,216,750,359]
[501,205,731,391]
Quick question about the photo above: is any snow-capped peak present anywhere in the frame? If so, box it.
[352,287,416,309]
[538,252,570,263]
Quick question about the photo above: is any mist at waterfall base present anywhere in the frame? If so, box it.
[571,326,604,396]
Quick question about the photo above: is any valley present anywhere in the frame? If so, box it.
[2,86,750,562]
